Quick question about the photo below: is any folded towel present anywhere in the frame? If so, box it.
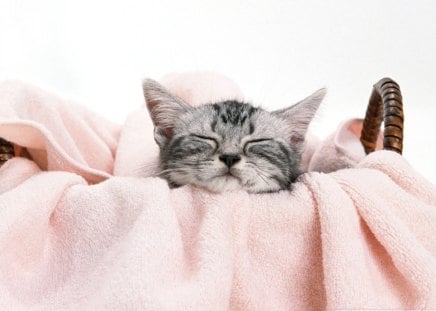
[0,73,435,310]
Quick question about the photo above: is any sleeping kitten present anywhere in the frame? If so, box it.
[143,79,325,193]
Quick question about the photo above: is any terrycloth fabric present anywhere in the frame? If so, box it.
[0,75,436,310]
[0,80,120,183]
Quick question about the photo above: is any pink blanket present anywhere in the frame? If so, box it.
[1,74,436,310]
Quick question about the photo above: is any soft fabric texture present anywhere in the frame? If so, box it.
[0,74,435,310]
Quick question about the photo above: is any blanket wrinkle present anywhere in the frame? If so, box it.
[359,151,436,206]
[0,157,40,193]
[336,166,436,307]
[0,73,436,310]
[328,164,436,308]
[0,163,86,303]
[0,80,120,183]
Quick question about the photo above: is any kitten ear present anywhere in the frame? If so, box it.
[143,79,191,145]
[273,88,326,147]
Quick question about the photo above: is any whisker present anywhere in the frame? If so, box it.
[155,168,188,177]
[246,162,274,187]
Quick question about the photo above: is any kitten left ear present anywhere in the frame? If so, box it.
[273,88,326,146]
[143,79,191,146]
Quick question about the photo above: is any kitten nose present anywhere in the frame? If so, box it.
[219,154,241,168]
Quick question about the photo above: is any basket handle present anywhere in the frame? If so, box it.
[360,77,404,155]
[0,138,15,167]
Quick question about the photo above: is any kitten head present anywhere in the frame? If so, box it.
[143,79,325,193]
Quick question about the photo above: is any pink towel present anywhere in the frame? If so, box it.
[1,74,435,310]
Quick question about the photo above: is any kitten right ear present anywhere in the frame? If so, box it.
[143,79,191,145]
[272,88,326,148]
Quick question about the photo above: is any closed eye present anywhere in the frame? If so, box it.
[243,138,272,153]
[246,138,272,144]
[191,134,217,144]
[190,135,219,152]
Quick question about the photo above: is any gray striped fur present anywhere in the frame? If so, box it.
[143,79,325,193]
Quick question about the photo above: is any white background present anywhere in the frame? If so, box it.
[1,0,435,184]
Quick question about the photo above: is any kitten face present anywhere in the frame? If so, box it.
[143,79,325,193]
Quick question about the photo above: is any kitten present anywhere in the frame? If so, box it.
[143,79,325,193]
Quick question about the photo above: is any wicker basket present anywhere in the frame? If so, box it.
[0,78,404,168]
